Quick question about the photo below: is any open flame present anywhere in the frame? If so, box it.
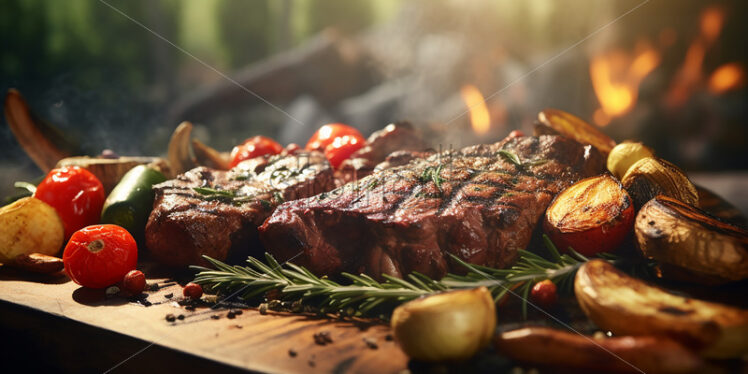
[666,6,725,107]
[460,85,490,135]
[708,63,745,94]
[590,41,660,126]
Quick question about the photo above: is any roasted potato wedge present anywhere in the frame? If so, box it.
[636,195,748,284]
[575,259,748,358]
[494,327,703,374]
[0,197,64,264]
[538,108,616,155]
[544,174,634,256]
[621,157,698,210]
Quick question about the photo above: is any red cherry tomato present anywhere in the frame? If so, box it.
[35,166,106,238]
[305,123,363,151]
[121,270,146,295]
[229,136,283,168]
[63,224,138,289]
[324,135,365,169]
[183,282,203,299]
[530,279,558,309]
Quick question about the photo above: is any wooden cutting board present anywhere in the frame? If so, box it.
[0,262,409,373]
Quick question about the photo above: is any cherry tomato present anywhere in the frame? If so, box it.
[63,224,138,289]
[121,270,146,295]
[35,166,105,238]
[229,136,283,168]
[530,279,558,308]
[305,123,363,151]
[324,135,365,169]
[183,282,203,299]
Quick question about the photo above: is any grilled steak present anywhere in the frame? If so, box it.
[338,122,428,183]
[145,151,334,267]
[259,135,605,279]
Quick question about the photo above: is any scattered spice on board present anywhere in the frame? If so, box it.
[211,314,220,320]
[227,311,236,319]
[165,314,176,322]
[164,293,173,299]
[177,314,185,320]
[233,310,243,315]
[313,331,333,345]
[363,337,378,349]
[288,349,298,358]
[384,334,394,341]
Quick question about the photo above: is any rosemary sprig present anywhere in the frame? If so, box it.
[498,149,548,170]
[420,164,445,192]
[191,235,598,319]
[498,150,522,167]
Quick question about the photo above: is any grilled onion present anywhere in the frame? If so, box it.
[636,195,748,284]
[607,141,654,180]
[621,157,698,209]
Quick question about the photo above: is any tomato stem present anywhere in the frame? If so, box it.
[87,239,105,253]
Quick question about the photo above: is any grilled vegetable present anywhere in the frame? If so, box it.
[168,121,197,175]
[101,165,166,242]
[494,327,703,374]
[537,108,616,155]
[607,141,654,180]
[391,287,496,362]
[4,89,79,172]
[635,195,748,284]
[543,174,634,256]
[0,197,64,264]
[192,138,230,170]
[11,253,65,274]
[575,259,748,358]
[621,157,698,210]
[57,156,170,192]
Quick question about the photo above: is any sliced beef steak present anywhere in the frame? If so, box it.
[337,122,428,183]
[259,135,605,279]
[145,151,334,267]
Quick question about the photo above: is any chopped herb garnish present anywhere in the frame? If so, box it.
[273,191,285,204]
[420,164,445,192]
[193,187,236,198]
[498,150,522,167]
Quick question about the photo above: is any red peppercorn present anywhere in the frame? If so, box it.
[530,279,558,308]
[183,282,203,299]
[121,270,146,295]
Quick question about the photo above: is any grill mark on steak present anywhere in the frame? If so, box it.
[145,151,334,267]
[259,135,605,279]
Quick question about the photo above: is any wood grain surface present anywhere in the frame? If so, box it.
[0,263,409,373]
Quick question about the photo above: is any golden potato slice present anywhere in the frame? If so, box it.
[0,197,64,263]
[575,259,748,358]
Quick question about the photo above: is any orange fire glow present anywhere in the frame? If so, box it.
[708,63,745,94]
[460,85,490,135]
[666,6,725,108]
[590,42,660,125]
